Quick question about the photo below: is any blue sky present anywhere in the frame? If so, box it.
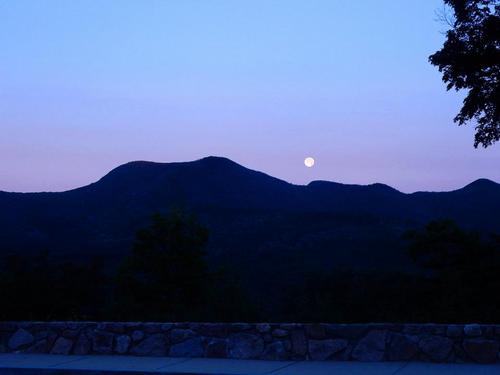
[1,0,499,193]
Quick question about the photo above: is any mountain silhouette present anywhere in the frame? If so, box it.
[1,156,499,281]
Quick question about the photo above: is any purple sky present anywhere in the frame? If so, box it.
[1,0,499,193]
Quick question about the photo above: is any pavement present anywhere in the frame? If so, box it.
[0,354,500,375]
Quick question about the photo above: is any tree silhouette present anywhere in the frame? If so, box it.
[429,0,499,147]
[114,210,211,320]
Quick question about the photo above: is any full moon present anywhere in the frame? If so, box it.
[304,157,315,168]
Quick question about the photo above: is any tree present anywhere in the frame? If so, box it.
[404,219,487,270]
[404,220,500,321]
[429,0,500,147]
[114,210,211,320]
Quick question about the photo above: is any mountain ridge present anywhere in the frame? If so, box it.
[1,156,499,283]
[1,156,498,195]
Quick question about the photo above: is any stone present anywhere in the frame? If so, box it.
[230,323,252,331]
[324,324,367,340]
[464,324,482,337]
[8,329,34,350]
[280,324,301,330]
[130,334,167,356]
[352,330,387,362]
[108,323,126,334]
[73,334,91,355]
[115,335,131,354]
[256,324,271,333]
[463,339,499,364]
[34,330,57,347]
[194,324,228,338]
[62,329,80,339]
[418,335,453,362]
[142,323,162,334]
[91,331,114,354]
[308,339,348,361]
[290,329,307,356]
[169,337,203,358]
[387,333,418,361]
[25,340,48,354]
[421,324,446,336]
[272,329,288,338]
[402,325,422,335]
[305,324,326,339]
[262,341,288,361]
[50,337,73,355]
[446,325,463,337]
[161,323,173,331]
[263,334,273,343]
[228,333,264,359]
[205,338,228,358]
[170,329,195,344]
[131,330,145,342]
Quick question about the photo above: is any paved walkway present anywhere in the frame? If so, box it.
[1,354,499,375]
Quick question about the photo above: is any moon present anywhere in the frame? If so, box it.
[304,157,315,168]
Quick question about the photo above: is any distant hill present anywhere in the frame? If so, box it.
[1,156,500,292]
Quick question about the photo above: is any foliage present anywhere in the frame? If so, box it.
[0,251,107,320]
[114,211,210,320]
[429,0,500,147]
[1,216,499,323]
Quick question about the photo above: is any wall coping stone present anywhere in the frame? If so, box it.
[1,322,499,363]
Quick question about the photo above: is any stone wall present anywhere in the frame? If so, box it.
[1,322,499,363]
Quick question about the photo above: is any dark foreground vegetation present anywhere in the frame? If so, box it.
[1,211,499,323]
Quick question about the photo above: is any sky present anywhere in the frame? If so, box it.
[1,0,499,193]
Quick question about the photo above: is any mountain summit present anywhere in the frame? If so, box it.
[1,157,499,276]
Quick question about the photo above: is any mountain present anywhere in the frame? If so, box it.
[1,156,500,282]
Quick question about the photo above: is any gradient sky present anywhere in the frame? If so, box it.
[1,0,499,193]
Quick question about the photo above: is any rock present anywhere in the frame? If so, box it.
[62,330,80,339]
[463,339,499,363]
[290,329,307,356]
[263,334,273,343]
[272,329,288,338]
[256,324,271,333]
[25,340,48,354]
[280,324,301,330]
[352,330,387,362]
[205,338,228,358]
[161,323,173,331]
[418,335,453,362]
[131,330,145,342]
[262,341,288,360]
[130,334,167,356]
[230,323,252,331]
[464,324,481,337]
[50,337,73,355]
[169,337,203,358]
[73,334,91,355]
[324,324,367,340]
[194,324,228,338]
[34,330,57,350]
[387,334,418,361]
[421,324,446,336]
[228,333,264,359]
[115,335,131,354]
[91,331,114,354]
[170,329,195,344]
[304,324,326,339]
[142,323,162,334]
[8,329,34,350]
[308,339,347,360]
[446,325,463,338]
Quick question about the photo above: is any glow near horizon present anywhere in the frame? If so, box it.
[1,0,499,194]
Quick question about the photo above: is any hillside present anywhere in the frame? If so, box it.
[1,156,499,277]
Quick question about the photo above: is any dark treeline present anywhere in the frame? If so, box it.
[1,213,499,323]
